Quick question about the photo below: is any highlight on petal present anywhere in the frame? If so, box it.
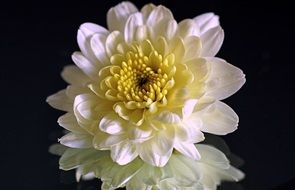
[194,12,220,35]
[111,140,138,165]
[46,90,72,112]
[107,1,138,32]
[200,26,224,57]
[205,57,246,100]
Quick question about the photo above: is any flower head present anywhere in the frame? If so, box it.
[51,144,244,190]
[47,2,245,167]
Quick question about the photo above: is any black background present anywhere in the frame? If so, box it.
[1,0,295,190]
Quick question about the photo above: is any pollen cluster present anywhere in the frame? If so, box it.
[103,40,176,110]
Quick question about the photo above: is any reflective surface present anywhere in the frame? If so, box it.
[1,0,295,189]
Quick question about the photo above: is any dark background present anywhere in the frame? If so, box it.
[1,0,295,189]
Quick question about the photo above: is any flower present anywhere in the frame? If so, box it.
[47,2,245,167]
[50,144,244,190]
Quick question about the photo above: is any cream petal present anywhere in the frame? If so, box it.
[93,133,126,149]
[46,90,72,111]
[185,58,208,81]
[59,148,105,170]
[107,1,138,32]
[124,12,144,43]
[178,122,205,143]
[48,144,67,156]
[99,114,124,135]
[138,144,173,167]
[111,140,138,165]
[59,132,93,148]
[105,31,124,58]
[218,166,245,182]
[183,36,202,61]
[90,33,109,64]
[196,144,230,169]
[200,26,224,57]
[199,101,239,135]
[72,52,99,79]
[141,3,156,21]
[77,23,108,63]
[193,13,220,35]
[182,99,198,119]
[205,57,246,100]
[150,19,177,42]
[155,111,181,124]
[61,65,91,85]
[174,142,201,160]
[146,5,173,28]
[177,19,200,39]
[58,113,86,134]
[130,125,153,143]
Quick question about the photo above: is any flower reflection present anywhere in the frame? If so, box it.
[50,137,244,190]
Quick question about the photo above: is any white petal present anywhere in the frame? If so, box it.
[107,2,138,32]
[174,142,201,160]
[93,133,126,149]
[155,111,181,124]
[196,144,230,169]
[200,101,239,135]
[71,52,99,79]
[46,90,72,111]
[61,65,90,85]
[58,113,86,134]
[90,33,109,64]
[77,23,108,63]
[138,145,173,167]
[59,132,92,148]
[146,5,173,28]
[141,3,156,21]
[200,26,224,57]
[194,13,220,35]
[99,114,124,135]
[177,19,200,38]
[124,12,143,43]
[105,31,123,58]
[205,57,246,100]
[111,140,138,165]
[182,99,198,119]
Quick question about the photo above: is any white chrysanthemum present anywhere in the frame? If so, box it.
[47,2,245,167]
[50,144,244,190]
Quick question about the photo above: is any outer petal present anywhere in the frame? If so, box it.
[174,142,201,160]
[205,57,246,100]
[111,140,138,165]
[194,13,220,35]
[72,52,99,79]
[59,132,93,148]
[46,90,72,111]
[58,113,86,134]
[200,26,224,57]
[193,101,239,135]
[61,65,90,85]
[124,12,144,43]
[107,1,138,32]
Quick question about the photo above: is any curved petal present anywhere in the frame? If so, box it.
[61,65,90,85]
[177,19,199,39]
[205,57,246,100]
[59,132,93,148]
[124,12,144,43]
[138,145,173,167]
[99,114,124,135]
[107,1,138,32]
[46,90,72,111]
[72,52,99,79]
[90,33,109,64]
[193,13,220,35]
[58,113,86,134]
[200,26,224,57]
[174,142,201,160]
[105,31,124,58]
[199,101,239,135]
[141,3,156,21]
[111,140,138,165]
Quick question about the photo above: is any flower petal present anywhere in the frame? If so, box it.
[182,99,198,119]
[107,1,138,32]
[193,13,220,35]
[72,52,99,79]
[105,31,124,57]
[90,33,109,64]
[138,145,173,167]
[61,65,90,85]
[177,19,199,39]
[99,114,124,135]
[59,132,93,148]
[205,57,246,100]
[58,113,86,134]
[199,101,239,135]
[46,90,72,111]
[200,26,224,57]
[174,142,201,160]
[124,12,144,43]
[111,140,138,165]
